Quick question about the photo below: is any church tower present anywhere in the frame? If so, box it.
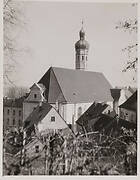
[75,21,89,70]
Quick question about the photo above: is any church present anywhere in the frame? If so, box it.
[23,24,113,131]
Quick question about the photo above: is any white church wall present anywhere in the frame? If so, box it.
[64,102,92,124]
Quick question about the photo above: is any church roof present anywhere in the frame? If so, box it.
[38,67,113,104]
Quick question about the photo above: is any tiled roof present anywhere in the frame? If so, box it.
[76,102,109,125]
[38,67,113,103]
[24,102,52,129]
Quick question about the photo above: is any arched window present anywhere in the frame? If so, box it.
[78,107,82,118]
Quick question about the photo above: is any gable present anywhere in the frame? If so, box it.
[48,68,66,103]
[38,67,66,103]
[37,107,68,132]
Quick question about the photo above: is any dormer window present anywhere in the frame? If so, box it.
[34,94,37,99]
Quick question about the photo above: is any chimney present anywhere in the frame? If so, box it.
[110,88,121,114]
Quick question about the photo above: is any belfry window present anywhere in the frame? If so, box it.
[34,94,37,99]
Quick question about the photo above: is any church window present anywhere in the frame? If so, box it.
[34,94,37,99]
[82,56,84,60]
[51,116,55,122]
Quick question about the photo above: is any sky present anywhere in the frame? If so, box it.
[5,1,137,90]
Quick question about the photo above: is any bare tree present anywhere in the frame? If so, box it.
[3,0,26,86]
[116,3,137,79]
[5,86,28,98]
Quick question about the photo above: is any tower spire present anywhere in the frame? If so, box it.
[75,21,89,70]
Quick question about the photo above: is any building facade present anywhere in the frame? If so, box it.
[3,97,24,131]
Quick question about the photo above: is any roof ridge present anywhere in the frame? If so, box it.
[52,66,103,74]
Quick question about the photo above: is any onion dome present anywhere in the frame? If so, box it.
[75,27,89,50]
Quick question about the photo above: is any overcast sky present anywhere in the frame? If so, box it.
[8,1,137,89]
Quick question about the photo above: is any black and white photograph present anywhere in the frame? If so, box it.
[1,0,138,176]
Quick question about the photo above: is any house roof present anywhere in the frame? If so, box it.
[76,102,110,126]
[24,102,52,129]
[119,91,137,111]
[38,67,113,103]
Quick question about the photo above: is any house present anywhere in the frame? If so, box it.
[23,101,72,135]
[119,90,137,123]
[76,102,114,133]
[3,96,25,131]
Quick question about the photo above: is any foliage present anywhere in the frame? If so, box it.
[3,126,137,175]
